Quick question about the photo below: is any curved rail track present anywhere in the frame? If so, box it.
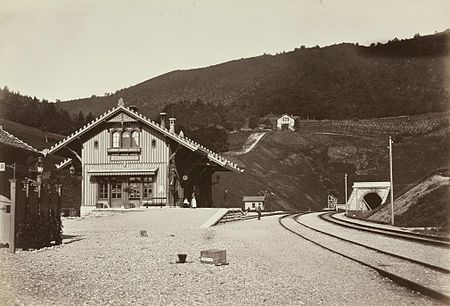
[279,212,450,304]
[324,212,450,247]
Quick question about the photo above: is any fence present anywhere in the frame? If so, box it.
[7,177,63,253]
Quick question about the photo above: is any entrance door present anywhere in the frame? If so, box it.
[110,179,124,208]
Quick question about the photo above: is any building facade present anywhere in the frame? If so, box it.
[243,195,266,211]
[276,114,295,131]
[46,100,243,216]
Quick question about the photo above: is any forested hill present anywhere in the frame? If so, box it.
[57,30,449,128]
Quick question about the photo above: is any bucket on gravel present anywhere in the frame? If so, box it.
[177,253,187,263]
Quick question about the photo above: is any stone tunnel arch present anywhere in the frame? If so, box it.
[363,192,383,210]
[346,182,390,212]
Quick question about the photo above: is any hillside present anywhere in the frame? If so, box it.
[58,30,450,129]
[0,118,64,150]
[368,170,450,229]
[212,113,449,213]
[2,110,448,223]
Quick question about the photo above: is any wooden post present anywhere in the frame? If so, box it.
[56,184,62,216]
[107,178,111,208]
[389,136,395,226]
[9,179,17,254]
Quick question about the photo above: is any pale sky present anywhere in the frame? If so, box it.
[1,0,449,101]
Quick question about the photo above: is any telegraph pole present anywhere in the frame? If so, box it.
[344,173,348,206]
[389,136,394,226]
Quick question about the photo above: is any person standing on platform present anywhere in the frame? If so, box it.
[191,193,197,209]
[257,203,261,220]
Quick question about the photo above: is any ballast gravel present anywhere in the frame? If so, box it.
[0,208,441,305]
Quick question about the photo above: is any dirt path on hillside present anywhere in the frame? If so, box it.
[227,132,266,155]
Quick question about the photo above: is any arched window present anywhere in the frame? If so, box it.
[122,131,130,148]
[112,131,120,148]
[131,131,139,147]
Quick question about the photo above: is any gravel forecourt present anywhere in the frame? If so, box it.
[0,208,441,305]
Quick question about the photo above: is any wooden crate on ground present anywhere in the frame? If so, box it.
[200,249,228,266]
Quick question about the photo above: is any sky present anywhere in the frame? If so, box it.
[1,0,449,101]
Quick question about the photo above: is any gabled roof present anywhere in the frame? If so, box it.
[278,114,295,120]
[0,126,41,154]
[45,102,243,173]
[243,195,266,202]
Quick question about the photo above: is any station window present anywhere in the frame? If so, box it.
[129,177,141,199]
[143,177,153,198]
[151,139,156,148]
[110,129,140,149]
[131,131,139,147]
[112,132,120,148]
[98,182,108,199]
[94,140,99,149]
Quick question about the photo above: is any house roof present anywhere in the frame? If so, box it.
[353,182,391,188]
[242,195,266,202]
[277,114,298,120]
[0,126,41,154]
[45,101,244,173]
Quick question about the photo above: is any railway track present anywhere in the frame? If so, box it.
[279,212,450,304]
[324,212,450,247]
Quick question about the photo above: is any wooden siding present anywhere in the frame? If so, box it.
[81,123,170,207]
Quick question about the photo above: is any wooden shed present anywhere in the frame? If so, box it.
[243,195,266,212]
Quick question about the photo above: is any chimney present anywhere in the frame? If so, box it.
[160,112,167,129]
[129,105,139,112]
[169,118,176,133]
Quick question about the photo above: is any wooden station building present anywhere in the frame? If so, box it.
[45,99,243,216]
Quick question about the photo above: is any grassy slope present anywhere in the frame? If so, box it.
[214,113,449,215]
[0,118,64,150]
[369,173,450,228]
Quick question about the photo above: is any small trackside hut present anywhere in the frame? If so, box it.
[45,99,244,216]
[243,195,266,212]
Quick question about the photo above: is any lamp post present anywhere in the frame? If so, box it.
[389,136,394,226]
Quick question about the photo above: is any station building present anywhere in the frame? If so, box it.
[45,99,244,216]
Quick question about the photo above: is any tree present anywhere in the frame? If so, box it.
[85,112,95,124]
[74,111,85,129]
[248,116,259,129]
[187,126,229,152]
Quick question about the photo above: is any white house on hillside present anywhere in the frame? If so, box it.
[276,114,295,131]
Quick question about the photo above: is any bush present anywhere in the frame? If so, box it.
[16,213,62,250]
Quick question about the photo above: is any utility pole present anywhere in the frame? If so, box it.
[389,136,394,226]
[344,173,348,206]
